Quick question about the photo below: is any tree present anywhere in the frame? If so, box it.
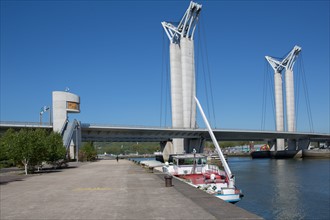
[0,129,16,168]
[11,129,48,174]
[46,132,67,168]
[1,128,71,173]
[79,142,97,161]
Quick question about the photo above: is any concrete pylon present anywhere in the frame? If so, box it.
[161,1,201,155]
[285,69,295,132]
[181,37,196,129]
[169,43,184,154]
[274,71,285,150]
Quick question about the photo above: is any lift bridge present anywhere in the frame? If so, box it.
[1,2,329,159]
[1,115,329,159]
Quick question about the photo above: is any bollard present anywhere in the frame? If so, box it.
[164,174,173,187]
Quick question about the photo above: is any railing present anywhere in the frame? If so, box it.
[60,118,68,136]
[62,119,79,150]
[0,121,52,127]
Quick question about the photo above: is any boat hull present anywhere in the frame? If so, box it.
[215,194,241,204]
[251,150,301,159]
[250,151,271,158]
[176,174,242,203]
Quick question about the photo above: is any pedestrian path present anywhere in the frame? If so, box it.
[0,160,262,220]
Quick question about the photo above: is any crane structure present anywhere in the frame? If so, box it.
[161,1,202,154]
[265,45,302,150]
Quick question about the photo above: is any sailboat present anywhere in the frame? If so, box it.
[163,97,243,203]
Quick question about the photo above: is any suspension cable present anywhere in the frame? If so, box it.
[160,30,165,127]
[261,60,268,130]
[165,42,170,128]
[267,64,276,130]
[197,15,217,128]
[300,54,314,132]
[197,23,211,120]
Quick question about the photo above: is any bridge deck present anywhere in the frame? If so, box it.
[0,160,261,220]
[1,121,329,142]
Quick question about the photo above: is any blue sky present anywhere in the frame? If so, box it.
[1,0,329,133]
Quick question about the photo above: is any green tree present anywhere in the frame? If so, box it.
[29,129,49,170]
[0,129,16,168]
[2,129,48,174]
[46,132,67,168]
[19,129,48,174]
[79,142,97,161]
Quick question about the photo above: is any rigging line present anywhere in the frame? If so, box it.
[201,15,217,128]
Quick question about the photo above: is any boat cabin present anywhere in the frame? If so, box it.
[172,154,207,175]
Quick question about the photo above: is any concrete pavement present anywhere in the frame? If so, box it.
[0,160,262,220]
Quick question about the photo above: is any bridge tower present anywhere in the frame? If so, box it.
[161,1,202,156]
[52,91,81,159]
[281,46,301,133]
[265,56,285,150]
[266,45,302,150]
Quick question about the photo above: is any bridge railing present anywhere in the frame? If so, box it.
[80,123,172,129]
[0,121,52,127]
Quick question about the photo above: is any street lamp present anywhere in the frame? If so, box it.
[39,106,50,125]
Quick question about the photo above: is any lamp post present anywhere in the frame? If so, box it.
[39,106,50,125]
[39,111,43,125]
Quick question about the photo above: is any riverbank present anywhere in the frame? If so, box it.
[1,160,261,220]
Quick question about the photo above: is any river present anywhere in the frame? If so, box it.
[229,157,330,220]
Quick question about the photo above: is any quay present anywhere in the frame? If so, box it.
[0,160,262,220]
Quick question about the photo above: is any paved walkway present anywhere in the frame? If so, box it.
[0,160,262,220]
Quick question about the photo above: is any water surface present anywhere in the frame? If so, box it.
[229,157,330,220]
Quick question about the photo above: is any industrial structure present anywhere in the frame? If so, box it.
[265,45,302,151]
[161,1,202,155]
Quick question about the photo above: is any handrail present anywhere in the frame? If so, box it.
[62,119,79,149]
[60,118,69,136]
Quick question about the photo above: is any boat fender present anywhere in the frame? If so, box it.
[210,173,216,180]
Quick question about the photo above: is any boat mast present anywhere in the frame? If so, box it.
[194,96,235,188]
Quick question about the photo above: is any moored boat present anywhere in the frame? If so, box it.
[163,153,243,203]
[161,97,244,203]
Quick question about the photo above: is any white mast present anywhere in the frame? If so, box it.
[195,97,235,188]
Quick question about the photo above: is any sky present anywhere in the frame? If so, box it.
[1,0,329,134]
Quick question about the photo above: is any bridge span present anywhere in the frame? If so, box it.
[1,121,329,143]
